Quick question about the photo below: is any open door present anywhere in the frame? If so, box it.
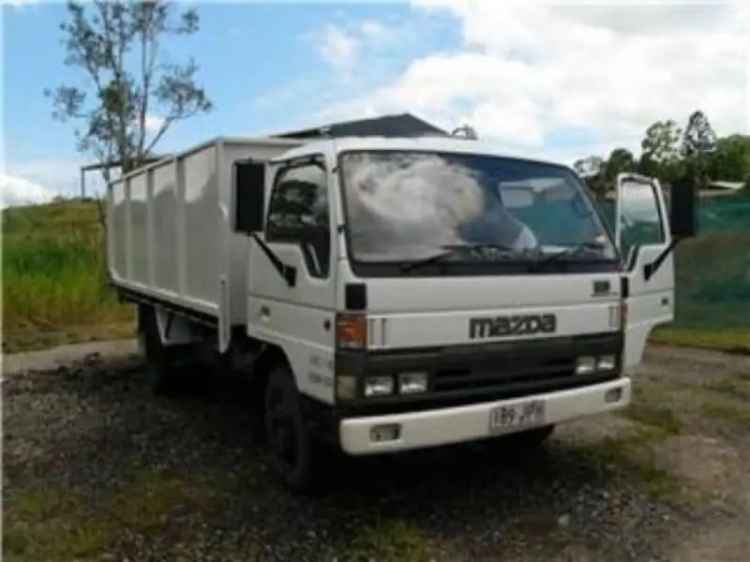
[616,174,674,370]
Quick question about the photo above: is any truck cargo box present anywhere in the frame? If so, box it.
[107,137,300,333]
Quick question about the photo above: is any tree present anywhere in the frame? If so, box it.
[681,110,718,190]
[706,135,750,181]
[46,1,212,181]
[641,120,682,162]
[605,148,635,183]
[639,120,683,183]
[681,110,718,157]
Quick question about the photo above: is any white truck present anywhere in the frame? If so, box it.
[107,116,695,490]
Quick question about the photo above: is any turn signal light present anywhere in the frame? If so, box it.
[336,313,367,349]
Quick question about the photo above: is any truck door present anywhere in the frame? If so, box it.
[247,155,337,403]
[616,174,674,370]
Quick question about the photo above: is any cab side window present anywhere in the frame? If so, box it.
[266,163,330,278]
[619,182,665,261]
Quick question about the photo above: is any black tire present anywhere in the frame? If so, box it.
[503,425,555,449]
[264,365,318,492]
[139,305,182,395]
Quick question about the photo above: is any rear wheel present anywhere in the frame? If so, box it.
[264,365,318,492]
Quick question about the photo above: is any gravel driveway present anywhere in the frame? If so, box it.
[3,343,749,562]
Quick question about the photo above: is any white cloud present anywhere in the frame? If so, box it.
[144,114,165,133]
[319,25,360,70]
[314,18,407,73]
[360,20,390,41]
[2,0,41,7]
[1,158,109,207]
[320,0,749,164]
[0,174,55,208]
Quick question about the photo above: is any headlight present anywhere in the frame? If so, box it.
[398,372,428,394]
[575,356,597,375]
[364,375,394,397]
[577,355,618,375]
[597,355,617,371]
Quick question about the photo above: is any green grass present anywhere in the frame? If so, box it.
[109,467,220,531]
[700,401,750,427]
[651,327,750,354]
[619,394,683,436]
[703,374,750,400]
[340,518,430,562]
[3,468,224,562]
[3,485,115,562]
[616,383,682,446]
[2,200,134,352]
[603,383,685,499]
[577,426,679,500]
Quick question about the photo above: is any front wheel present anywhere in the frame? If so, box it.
[264,366,318,492]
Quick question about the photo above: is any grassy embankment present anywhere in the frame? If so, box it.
[2,198,748,353]
[2,200,134,353]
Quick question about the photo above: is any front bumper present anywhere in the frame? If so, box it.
[339,376,631,455]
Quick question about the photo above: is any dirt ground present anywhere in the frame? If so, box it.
[3,342,749,562]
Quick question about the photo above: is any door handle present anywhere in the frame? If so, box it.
[259,305,271,320]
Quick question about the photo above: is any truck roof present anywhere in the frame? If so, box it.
[112,135,570,186]
[275,112,448,139]
[274,136,568,170]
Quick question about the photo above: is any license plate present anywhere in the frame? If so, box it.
[489,400,546,434]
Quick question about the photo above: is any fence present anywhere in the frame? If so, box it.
[672,194,750,330]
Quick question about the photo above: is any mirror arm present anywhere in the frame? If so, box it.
[250,232,296,287]
[643,238,681,281]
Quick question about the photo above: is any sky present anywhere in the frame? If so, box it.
[1,0,748,207]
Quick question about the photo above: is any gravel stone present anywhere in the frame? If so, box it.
[4,345,750,561]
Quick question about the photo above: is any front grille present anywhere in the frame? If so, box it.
[336,332,623,415]
[433,356,576,392]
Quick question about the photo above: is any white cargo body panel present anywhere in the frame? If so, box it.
[108,137,300,330]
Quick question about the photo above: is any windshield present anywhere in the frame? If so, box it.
[339,151,617,269]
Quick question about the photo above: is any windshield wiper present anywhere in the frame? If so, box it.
[534,241,607,267]
[400,243,518,273]
[441,243,517,253]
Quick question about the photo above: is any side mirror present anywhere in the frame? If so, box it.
[669,179,697,238]
[234,160,266,234]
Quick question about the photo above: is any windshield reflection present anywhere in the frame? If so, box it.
[340,151,616,264]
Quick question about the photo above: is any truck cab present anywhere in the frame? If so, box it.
[233,136,693,489]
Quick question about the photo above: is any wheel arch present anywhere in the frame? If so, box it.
[252,344,292,402]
